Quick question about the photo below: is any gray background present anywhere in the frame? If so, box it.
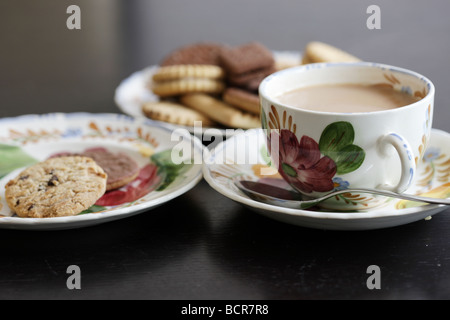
[0,0,449,131]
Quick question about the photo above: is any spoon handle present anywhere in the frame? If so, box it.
[299,188,450,209]
[330,188,450,205]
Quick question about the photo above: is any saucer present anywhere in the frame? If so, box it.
[203,128,450,230]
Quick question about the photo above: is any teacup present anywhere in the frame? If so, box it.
[259,62,434,210]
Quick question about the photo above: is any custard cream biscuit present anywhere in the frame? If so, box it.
[152,64,225,82]
[302,41,360,64]
[142,101,216,127]
[180,93,260,129]
[5,156,107,218]
[151,64,226,97]
[151,79,225,97]
[223,87,260,115]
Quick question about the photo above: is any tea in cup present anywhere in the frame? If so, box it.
[259,62,434,210]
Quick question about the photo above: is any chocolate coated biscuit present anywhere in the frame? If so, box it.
[223,87,260,114]
[219,42,275,75]
[160,43,226,66]
[227,65,277,91]
[80,149,140,191]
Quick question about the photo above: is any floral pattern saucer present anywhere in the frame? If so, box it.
[203,128,450,230]
[0,113,203,230]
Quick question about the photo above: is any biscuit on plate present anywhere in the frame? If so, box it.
[160,42,226,66]
[223,87,260,115]
[5,156,107,218]
[180,93,260,129]
[80,149,140,191]
[151,64,226,97]
[152,64,225,82]
[219,42,276,92]
[219,42,274,75]
[143,100,216,127]
[301,41,360,64]
[227,65,277,92]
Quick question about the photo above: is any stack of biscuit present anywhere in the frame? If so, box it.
[151,64,226,98]
[143,41,360,130]
[144,42,270,129]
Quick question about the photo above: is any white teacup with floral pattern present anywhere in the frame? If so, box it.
[259,62,435,210]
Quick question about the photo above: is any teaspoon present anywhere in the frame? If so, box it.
[233,179,450,210]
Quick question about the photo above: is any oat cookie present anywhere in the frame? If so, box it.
[142,101,215,127]
[5,156,107,218]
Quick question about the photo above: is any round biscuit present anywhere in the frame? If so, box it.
[223,88,260,115]
[151,79,225,97]
[152,65,225,82]
[80,149,140,191]
[5,156,107,218]
[160,43,225,66]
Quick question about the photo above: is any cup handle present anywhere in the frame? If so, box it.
[377,133,416,193]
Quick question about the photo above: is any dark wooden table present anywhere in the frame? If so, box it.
[1,0,450,302]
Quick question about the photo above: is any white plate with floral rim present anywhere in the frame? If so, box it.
[0,113,203,230]
[114,51,302,139]
[202,128,450,230]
